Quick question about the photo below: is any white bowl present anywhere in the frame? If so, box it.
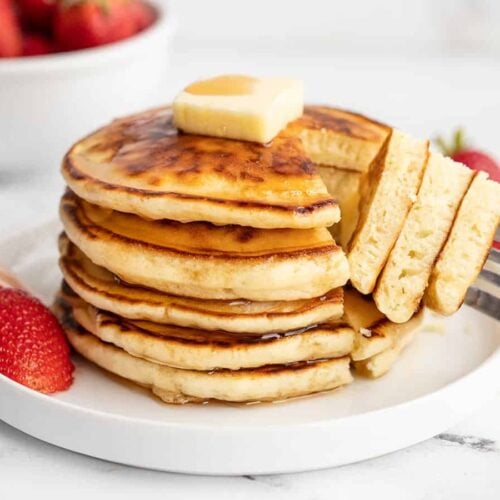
[0,0,174,173]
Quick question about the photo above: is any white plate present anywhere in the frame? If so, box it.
[0,220,499,475]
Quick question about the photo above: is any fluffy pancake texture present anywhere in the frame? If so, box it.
[62,106,339,229]
[373,153,473,323]
[318,166,362,249]
[289,105,391,172]
[348,130,429,294]
[60,191,349,301]
[61,291,354,371]
[61,313,353,404]
[59,236,344,333]
[425,172,500,315]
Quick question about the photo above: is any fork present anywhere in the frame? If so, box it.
[465,237,500,320]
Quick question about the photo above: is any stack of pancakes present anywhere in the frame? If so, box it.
[56,106,360,404]
[55,102,496,404]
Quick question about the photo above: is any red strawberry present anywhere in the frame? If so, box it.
[129,0,155,31]
[436,129,499,183]
[17,0,56,31]
[0,0,23,57]
[54,0,137,51]
[0,287,74,393]
[22,33,54,55]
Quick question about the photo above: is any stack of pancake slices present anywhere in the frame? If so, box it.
[55,76,499,404]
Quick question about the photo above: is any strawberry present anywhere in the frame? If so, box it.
[129,0,155,31]
[0,287,74,393]
[0,0,23,57]
[17,0,56,31]
[436,129,499,183]
[22,32,54,55]
[54,0,137,51]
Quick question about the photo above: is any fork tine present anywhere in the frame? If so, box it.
[465,287,500,320]
[464,246,500,320]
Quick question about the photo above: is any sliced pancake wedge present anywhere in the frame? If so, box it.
[373,153,473,323]
[60,291,354,371]
[62,106,339,229]
[425,172,500,315]
[60,191,349,301]
[60,314,353,404]
[352,325,418,378]
[59,235,344,333]
[289,105,391,172]
[317,166,362,249]
[343,288,423,362]
[348,130,429,294]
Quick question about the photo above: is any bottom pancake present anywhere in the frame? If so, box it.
[63,321,353,404]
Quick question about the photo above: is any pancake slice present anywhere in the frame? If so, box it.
[343,288,424,362]
[348,130,429,294]
[61,291,354,371]
[425,172,500,315]
[60,191,349,301]
[352,326,418,378]
[373,153,473,323]
[59,235,344,333]
[289,106,391,172]
[318,166,362,249]
[62,106,339,229]
[60,315,353,404]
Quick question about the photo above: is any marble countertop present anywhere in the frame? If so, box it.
[1,46,500,499]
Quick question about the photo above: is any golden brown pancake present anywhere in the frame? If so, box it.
[60,290,354,371]
[60,191,350,301]
[59,235,344,333]
[289,105,391,172]
[62,106,339,229]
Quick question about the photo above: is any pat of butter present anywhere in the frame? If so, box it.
[173,75,304,143]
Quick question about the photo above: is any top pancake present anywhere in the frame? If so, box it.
[62,106,339,229]
[290,105,391,172]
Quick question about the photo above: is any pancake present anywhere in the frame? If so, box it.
[59,235,344,333]
[60,191,350,301]
[352,326,418,378]
[348,130,429,294]
[373,153,473,323]
[61,316,353,404]
[425,172,500,315]
[317,166,361,249]
[62,106,339,229]
[60,291,354,371]
[343,288,423,362]
[289,105,391,172]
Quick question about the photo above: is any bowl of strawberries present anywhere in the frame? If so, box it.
[0,0,173,173]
